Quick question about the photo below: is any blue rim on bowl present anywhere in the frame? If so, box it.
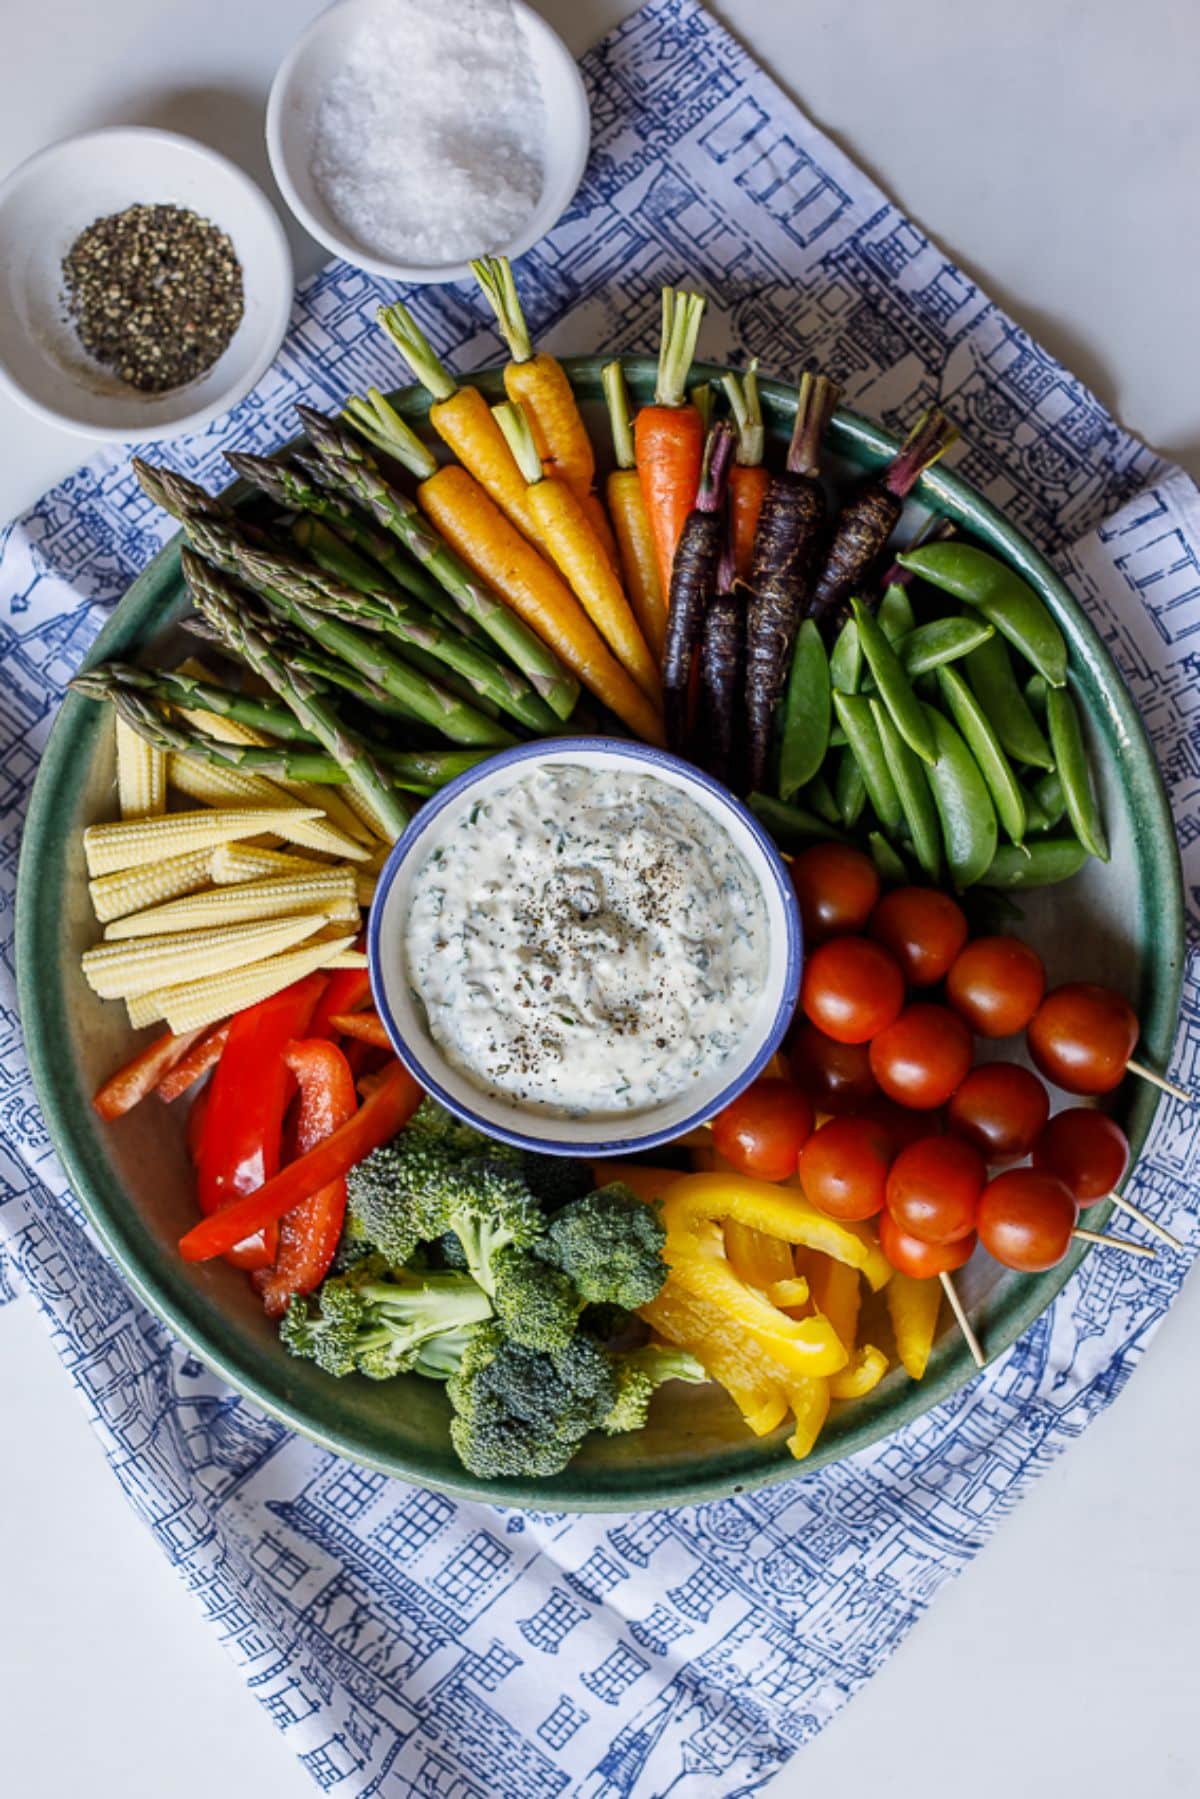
[367,737,804,1156]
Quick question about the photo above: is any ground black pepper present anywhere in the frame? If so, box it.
[62,203,244,393]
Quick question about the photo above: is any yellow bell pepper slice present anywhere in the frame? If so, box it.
[887,1271,942,1380]
[664,1227,847,1377]
[724,1219,797,1288]
[783,1377,830,1459]
[837,1218,893,1292]
[808,1253,861,1351]
[662,1174,870,1267]
[640,1279,790,1436]
[765,1277,811,1309]
[829,1344,889,1400]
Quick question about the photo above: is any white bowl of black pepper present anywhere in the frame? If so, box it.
[0,126,294,443]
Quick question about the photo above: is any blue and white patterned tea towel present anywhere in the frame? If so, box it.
[3,2,1200,1793]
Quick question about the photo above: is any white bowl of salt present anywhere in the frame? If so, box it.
[267,0,590,283]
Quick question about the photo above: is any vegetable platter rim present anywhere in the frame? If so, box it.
[16,355,1185,1509]
[367,734,804,1156]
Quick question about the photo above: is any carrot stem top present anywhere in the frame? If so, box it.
[342,388,438,480]
[377,302,457,403]
[721,358,764,467]
[690,380,715,432]
[695,421,736,515]
[786,372,840,479]
[654,287,707,408]
[493,401,544,486]
[883,408,959,499]
[471,255,534,364]
[602,360,636,470]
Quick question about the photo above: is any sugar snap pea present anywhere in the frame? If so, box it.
[1032,768,1065,829]
[963,631,1053,769]
[834,742,867,828]
[936,664,1027,845]
[876,582,916,644]
[1046,685,1109,861]
[921,702,998,887]
[870,698,941,878]
[868,830,908,883]
[853,599,937,765]
[779,618,831,800]
[829,618,861,694]
[898,543,1068,687]
[803,772,841,826]
[833,691,903,833]
[899,615,995,677]
[1021,784,1056,834]
[748,792,840,847]
[979,836,1089,887]
[1025,673,1048,717]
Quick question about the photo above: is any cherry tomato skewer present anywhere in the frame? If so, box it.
[1027,981,1195,1102]
[938,1269,986,1369]
[886,1136,985,1243]
[878,1208,975,1276]
[978,1168,1156,1272]
[1032,1108,1182,1251]
[946,1062,1050,1163]
[801,937,905,1045]
[946,936,1045,1038]
[869,1004,972,1109]
[788,843,880,942]
[869,886,968,987]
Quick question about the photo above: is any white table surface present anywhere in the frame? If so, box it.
[2,2,1198,1794]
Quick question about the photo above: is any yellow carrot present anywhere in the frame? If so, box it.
[494,401,661,703]
[602,361,668,661]
[418,463,666,747]
[376,301,542,545]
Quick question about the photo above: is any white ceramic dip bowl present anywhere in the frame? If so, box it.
[369,738,803,1156]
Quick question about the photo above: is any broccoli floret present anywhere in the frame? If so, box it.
[411,1322,486,1381]
[519,1151,595,1210]
[544,1182,668,1310]
[279,1256,492,1380]
[446,1325,619,1479]
[492,1248,581,1352]
[602,1344,707,1435]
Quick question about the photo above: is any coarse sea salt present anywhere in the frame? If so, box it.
[311,0,547,267]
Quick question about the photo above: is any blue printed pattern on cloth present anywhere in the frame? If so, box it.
[2,2,1198,1794]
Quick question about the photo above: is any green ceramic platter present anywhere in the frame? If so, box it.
[16,358,1185,1510]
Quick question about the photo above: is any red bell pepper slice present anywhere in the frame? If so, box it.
[253,1038,358,1318]
[156,1021,231,1103]
[187,1083,212,1165]
[93,1025,205,1120]
[309,959,371,1039]
[197,973,327,1269]
[179,1059,422,1263]
[328,1010,391,1049]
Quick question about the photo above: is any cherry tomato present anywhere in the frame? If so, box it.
[796,1115,893,1220]
[869,887,969,986]
[878,1208,976,1277]
[711,1077,815,1180]
[1031,1106,1130,1201]
[800,936,905,1045]
[945,936,1046,1038]
[789,1020,879,1114]
[885,1136,986,1243]
[1026,982,1139,1096]
[946,1062,1050,1163]
[868,1004,973,1109]
[788,843,880,943]
[977,1169,1078,1271]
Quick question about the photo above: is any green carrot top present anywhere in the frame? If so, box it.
[471,255,534,364]
[601,360,636,470]
[376,302,457,403]
[653,286,707,408]
[720,358,764,467]
[342,388,437,480]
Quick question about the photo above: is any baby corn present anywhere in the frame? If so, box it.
[83,808,324,877]
[82,914,326,999]
[166,755,370,860]
[152,930,358,1034]
[115,715,166,819]
[104,869,359,940]
[209,843,329,885]
[89,847,214,923]
[174,703,374,846]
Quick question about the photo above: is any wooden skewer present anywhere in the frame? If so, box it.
[1127,1058,1195,1105]
[1073,1225,1156,1259]
[1103,1192,1184,1253]
[940,1270,986,1369]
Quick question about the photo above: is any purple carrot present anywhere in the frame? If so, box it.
[743,371,840,793]
[662,421,736,753]
[699,514,743,787]
[808,408,958,626]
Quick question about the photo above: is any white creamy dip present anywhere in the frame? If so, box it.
[403,763,770,1118]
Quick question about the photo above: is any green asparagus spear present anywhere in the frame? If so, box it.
[184,518,515,749]
[179,552,412,838]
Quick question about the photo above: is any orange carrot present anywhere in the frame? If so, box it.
[722,360,768,581]
[494,401,661,703]
[376,301,541,545]
[634,287,707,599]
[602,360,667,662]
[419,463,665,746]
[472,255,595,499]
